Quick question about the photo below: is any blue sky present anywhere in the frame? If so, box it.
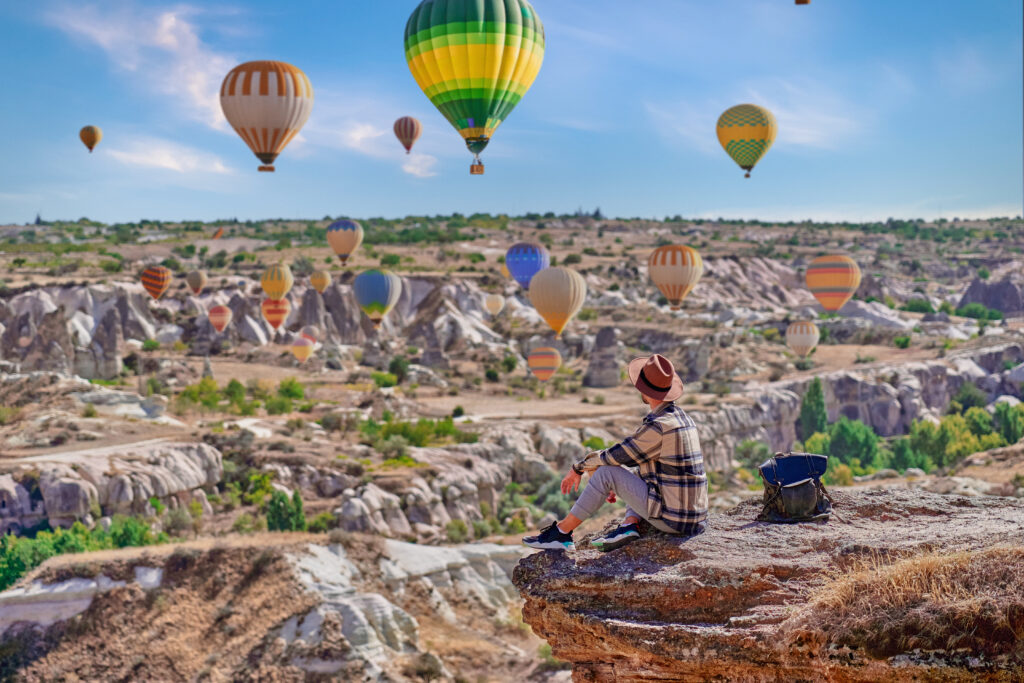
[0,0,1021,225]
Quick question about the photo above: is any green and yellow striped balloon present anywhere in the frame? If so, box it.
[717,104,777,178]
[404,0,545,172]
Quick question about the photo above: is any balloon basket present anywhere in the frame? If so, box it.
[744,172,751,178]
[258,165,275,172]
[470,163,485,175]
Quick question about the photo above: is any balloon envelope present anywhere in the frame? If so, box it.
[141,266,172,300]
[220,61,313,171]
[786,321,820,358]
[327,220,364,265]
[528,347,561,382]
[394,116,422,153]
[261,298,292,331]
[529,267,587,338]
[300,325,318,343]
[80,126,102,152]
[261,264,294,300]
[506,242,550,290]
[186,270,208,295]
[208,305,233,333]
[354,269,402,329]
[648,246,703,310]
[292,337,315,363]
[717,104,777,177]
[404,0,545,171]
[310,270,331,294]
[806,255,861,312]
[484,294,505,316]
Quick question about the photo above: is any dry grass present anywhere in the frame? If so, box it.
[786,546,1024,658]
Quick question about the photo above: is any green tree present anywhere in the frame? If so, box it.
[951,383,986,413]
[267,490,307,532]
[799,377,828,441]
[963,406,994,437]
[994,402,1024,444]
[804,432,831,456]
[735,440,771,470]
[887,437,933,473]
[388,356,410,384]
[827,417,879,467]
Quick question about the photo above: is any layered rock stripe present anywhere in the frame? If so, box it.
[404,0,545,155]
[261,264,295,300]
[786,321,820,357]
[528,346,561,382]
[140,266,172,300]
[806,255,862,312]
[716,104,777,171]
[219,60,313,167]
[648,245,704,309]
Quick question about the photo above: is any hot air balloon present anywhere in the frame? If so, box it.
[300,325,318,343]
[261,298,292,331]
[717,104,777,178]
[220,61,313,172]
[186,270,208,295]
[208,305,233,333]
[796,0,810,4]
[80,126,102,153]
[354,269,402,329]
[261,264,294,300]
[394,116,422,154]
[141,266,172,300]
[786,321,820,358]
[310,270,331,294]
[292,337,315,363]
[484,294,505,316]
[404,0,545,175]
[212,227,225,240]
[327,220,364,265]
[528,347,561,382]
[648,246,703,310]
[806,255,862,312]
[529,267,587,339]
[505,242,550,290]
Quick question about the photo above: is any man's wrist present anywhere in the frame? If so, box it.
[572,462,584,475]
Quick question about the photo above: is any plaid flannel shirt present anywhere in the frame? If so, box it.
[578,402,708,533]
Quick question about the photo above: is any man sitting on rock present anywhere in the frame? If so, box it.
[524,354,708,552]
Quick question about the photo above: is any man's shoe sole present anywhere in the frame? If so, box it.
[523,540,574,551]
[592,532,639,552]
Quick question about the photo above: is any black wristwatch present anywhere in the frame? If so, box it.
[572,462,584,475]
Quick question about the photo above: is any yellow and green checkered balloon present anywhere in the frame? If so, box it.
[404,0,545,168]
[716,104,777,177]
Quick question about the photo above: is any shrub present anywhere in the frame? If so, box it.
[901,299,934,314]
[472,520,491,539]
[164,507,193,537]
[501,355,518,373]
[804,432,831,456]
[452,405,464,418]
[951,383,987,413]
[388,356,409,384]
[994,402,1024,444]
[893,336,911,349]
[582,436,607,451]
[142,339,160,352]
[887,437,934,473]
[265,396,292,415]
[267,490,306,532]
[82,403,97,418]
[380,253,401,267]
[446,519,469,543]
[939,301,955,315]
[277,377,305,400]
[485,368,500,382]
[735,440,771,471]
[823,457,853,486]
[371,372,398,388]
[799,378,828,441]
[956,303,1002,320]
[232,513,259,534]
[977,266,990,280]
[307,512,335,533]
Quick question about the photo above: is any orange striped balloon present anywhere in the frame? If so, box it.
[212,227,225,240]
[261,298,291,330]
[208,305,233,333]
[310,270,331,294]
[394,116,422,154]
[140,266,172,300]
[292,337,315,363]
[528,347,562,382]
[220,61,314,172]
[806,255,862,312]
[648,245,703,310]
[786,321,820,358]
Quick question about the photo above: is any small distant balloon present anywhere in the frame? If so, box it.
[208,305,233,333]
[484,294,505,316]
[186,270,208,295]
[292,337,315,363]
[505,242,550,290]
[717,104,777,178]
[528,347,561,382]
[394,116,422,154]
[80,126,102,152]
[786,321,820,358]
[300,325,319,343]
[327,220,364,265]
[141,266,172,300]
[310,270,331,294]
[648,246,703,310]
[261,264,294,300]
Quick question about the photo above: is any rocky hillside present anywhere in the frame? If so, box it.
[513,489,1024,682]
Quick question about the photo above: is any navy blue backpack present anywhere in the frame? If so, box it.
[757,452,833,523]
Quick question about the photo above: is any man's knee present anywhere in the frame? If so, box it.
[589,466,613,489]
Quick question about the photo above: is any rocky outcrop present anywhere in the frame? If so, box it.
[959,275,1024,314]
[583,327,624,388]
[514,489,1024,682]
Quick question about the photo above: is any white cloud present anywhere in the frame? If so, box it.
[402,154,438,178]
[107,136,233,174]
[46,3,234,129]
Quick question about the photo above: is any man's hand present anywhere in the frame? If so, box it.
[561,468,582,495]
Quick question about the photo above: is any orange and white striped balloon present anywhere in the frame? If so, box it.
[140,266,172,300]
[292,337,314,363]
[648,245,703,310]
[208,305,233,333]
[786,321,820,358]
[261,298,291,331]
[220,61,313,172]
[394,116,422,154]
[528,347,562,382]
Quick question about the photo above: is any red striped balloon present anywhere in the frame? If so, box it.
[394,116,422,154]
[261,298,291,330]
[528,347,562,382]
[208,305,233,333]
[140,266,172,300]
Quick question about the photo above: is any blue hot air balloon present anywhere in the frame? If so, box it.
[354,269,402,329]
[505,242,550,290]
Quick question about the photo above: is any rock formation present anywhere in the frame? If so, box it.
[514,489,1024,681]
[959,275,1024,314]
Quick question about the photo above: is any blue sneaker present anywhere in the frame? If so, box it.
[591,523,640,552]
[523,522,574,551]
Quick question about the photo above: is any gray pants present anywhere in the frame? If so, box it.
[569,466,675,533]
